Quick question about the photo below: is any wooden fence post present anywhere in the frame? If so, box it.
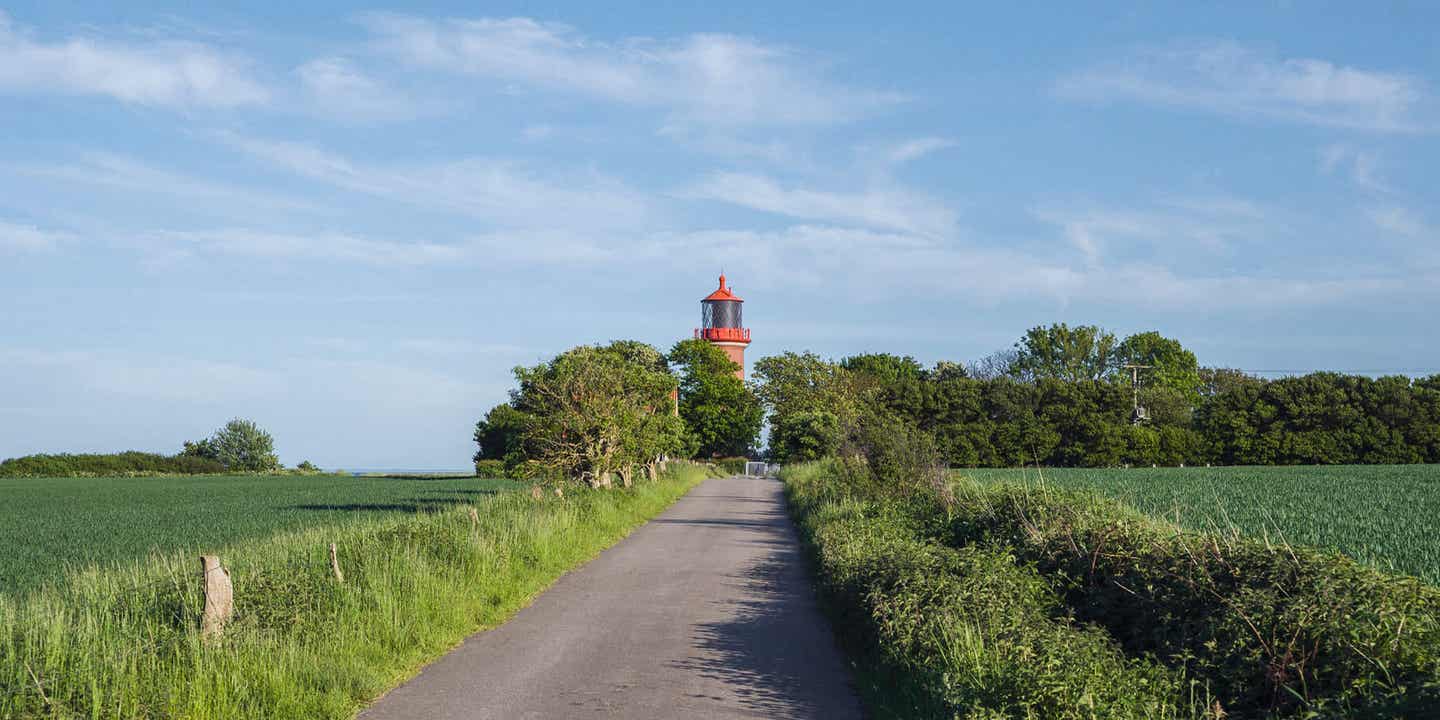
[200,555,233,640]
[329,543,344,584]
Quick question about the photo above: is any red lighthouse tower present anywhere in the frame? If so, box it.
[694,273,751,378]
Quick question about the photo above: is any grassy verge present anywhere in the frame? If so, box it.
[1,464,710,719]
[785,460,1440,719]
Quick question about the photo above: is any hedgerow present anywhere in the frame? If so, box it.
[0,452,226,477]
[786,459,1440,719]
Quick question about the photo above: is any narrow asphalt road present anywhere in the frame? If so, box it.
[359,475,864,720]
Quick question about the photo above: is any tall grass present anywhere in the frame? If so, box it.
[0,464,709,719]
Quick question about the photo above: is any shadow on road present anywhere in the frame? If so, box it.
[667,507,859,718]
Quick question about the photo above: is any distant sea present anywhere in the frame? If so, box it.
[343,468,474,476]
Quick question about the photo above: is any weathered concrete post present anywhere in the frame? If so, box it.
[200,555,233,640]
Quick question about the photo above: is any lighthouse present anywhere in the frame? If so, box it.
[694,273,751,378]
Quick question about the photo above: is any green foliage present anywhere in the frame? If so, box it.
[472,402,533,472]
[754,345,1440,468]
[1112,331,1202,399]
[713,456,749,475]
[1196,372,1440,465]
[668,339,763,457]
[208,418,280,472]
[510,340,683,487]
[0,451,225,478]
[473,459,506,478]
[0,464,710,719]
[181,438,218,460]
[786,460,1440,720]
[769,409,843,462]
[1013,323,1120,382]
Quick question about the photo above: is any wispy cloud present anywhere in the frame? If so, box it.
[295,56,417,121]
[357,14,903,126]
[13,152,324,213]
[1034,196,1273,265]
[221,133,655,229]
[0,218,68,252]
[1319,144,1390,192]
[147,228,465,267]
[0,10,267,107]
[1058,40,1428,132]
[684,171,957,238]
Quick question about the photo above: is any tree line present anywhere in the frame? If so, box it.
[758,323,1440,467]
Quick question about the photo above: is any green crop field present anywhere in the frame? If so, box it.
[958,464,1440,585]
[0,473,517,595]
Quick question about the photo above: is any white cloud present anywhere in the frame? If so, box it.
[221,133,655,230]
[886,137,956,166]
[1058,40,1428,132]
[14,152,324,213]
[296,56,414,120]
[0,10,267,107]
[149,228,465,267]
[1034,196,1273,265]
[357,14,902,126]
[0,219,67,252]
[1319,144,1390,192]
[684,171,957,238]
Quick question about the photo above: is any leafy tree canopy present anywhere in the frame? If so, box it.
[668,339,763,458]
[208,418,280,472]
[1012,323,1119,382]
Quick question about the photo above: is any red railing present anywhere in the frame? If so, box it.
[695,327,751,343]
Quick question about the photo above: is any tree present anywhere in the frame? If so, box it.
[668,339,763,458]
[1012,323,1118,382]
[208,418,280,471]
[473,402,532,469]
[1112,331,1202,400]
[512,341,680,488]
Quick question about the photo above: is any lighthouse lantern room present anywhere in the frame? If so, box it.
[694,273,751,378]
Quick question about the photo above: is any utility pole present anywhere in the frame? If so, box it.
[1124,363,1152,424]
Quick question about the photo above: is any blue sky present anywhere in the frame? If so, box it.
[3,2,1438,468]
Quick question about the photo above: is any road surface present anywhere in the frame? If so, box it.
[359,475,863,720]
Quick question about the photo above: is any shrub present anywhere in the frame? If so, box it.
[473,459,506,478]
[784,460,1440,719]
[713,456,749,475]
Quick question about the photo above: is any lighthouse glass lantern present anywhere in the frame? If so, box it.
[694,273,751,378]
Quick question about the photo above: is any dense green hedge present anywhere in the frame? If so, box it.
[785,460,1440,719]
[0,452,226,478]
[864,372,1440,467]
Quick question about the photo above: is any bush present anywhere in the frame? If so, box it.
[713,457,749,475]
[784,460,1440,719]
[473,459,505,478]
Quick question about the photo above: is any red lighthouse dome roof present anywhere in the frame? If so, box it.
[702,273,744,303]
